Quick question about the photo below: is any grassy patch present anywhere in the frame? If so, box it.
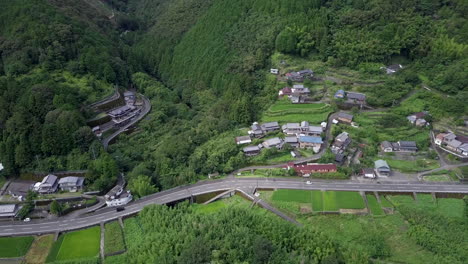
[366,194,384,215]
[303,214,437,264]
[45,235,64,263]
[386,159,439,173]
[0,236,34,258]
[261,100,332,124]
[436,198,465,218]
[55,226,100,261]
[272,189,312,203]
[380,196,394,208]
[311,190,323,212]
[423,174,452,182]
[24,235,54,264]
[323,191,365,211]
[104,221,125,256]
[193,200,227,214]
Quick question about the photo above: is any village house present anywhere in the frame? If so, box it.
[381,64,403,74]
[108,105,141,126]
[336,113,354,124]
[33,174,59,194]
[334,153,346,164]
[261,122,280,133]
[291,84,310,95]
[361,168,376,179]
[105,186,133,207]
[331,132,351,154]
[284,136,299,148]
[381,141,393,152]
[262,137,283,149]
[282,123,301,135]
[434,132,468,157]
[334,89,345,99]
[243,146,261,156]
[249,123,264,138]
[407,112,429,127]
[278,87,292,97]
[123,91,136,106]
[58,177,85,192]
[286,69,314,82]
[0,204,22,219]
[346,92,366,105]
[235,136,252,145]
[270,68,279,75]
[380,141,418,152]
[284,162,337,177]
[298,136,322,151]
[375,160,391,177]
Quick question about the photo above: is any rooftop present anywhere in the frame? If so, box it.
[299,136,323,144]
[338,112,354,120]
[375,159,390,169]
[0,204,17,214]
[243,146,260,152]
[346,92,366,101]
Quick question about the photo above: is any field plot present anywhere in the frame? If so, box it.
[380,196,394,208]
[0,236,34,258]
[366,194,384,215]
[24,235,54,264]
[194,200,227,214]
[436,198,465,218]
[104,221,126,256]
[47,226,100,262]
[272,189,311,203]
[323,191,365,211]
[262,100,332,123]
[311,190,323,212]
[386,159,439,173]
[386,195,414,205]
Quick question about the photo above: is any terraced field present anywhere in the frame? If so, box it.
[262,100,332,123]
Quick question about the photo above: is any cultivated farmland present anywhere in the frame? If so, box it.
[0,236,34,258]
[47,226,101,262]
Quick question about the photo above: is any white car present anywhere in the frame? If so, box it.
[306,181,312,185]
[23,218,31,222]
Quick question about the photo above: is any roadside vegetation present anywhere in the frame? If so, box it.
[104,221,126,256]
[24,235,54,264]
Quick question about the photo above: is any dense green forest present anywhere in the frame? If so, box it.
[107,202,368,264]
[0,0,467,191]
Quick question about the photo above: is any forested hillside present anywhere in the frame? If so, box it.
[111,0,467,190]
[0,0,124,188]
[1,0,467,191]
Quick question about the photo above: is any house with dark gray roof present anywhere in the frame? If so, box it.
[336,113,354,124]
[262,137,283,149]
[235,136,252,145]
[243,146,261,156]
[381,141,393,152]
[284,136,299,148]
[58,177,85,192]
[261,122,280,133]
[249,123,264,138]
[36,175,59,194]
[0,204,22,218]
[331,132,351,154]
[346,92,366,105]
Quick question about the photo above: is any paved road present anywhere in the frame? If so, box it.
[103,94,151,149]
[1,178,467,237]
[87,86,120,110]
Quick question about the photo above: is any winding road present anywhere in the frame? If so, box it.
[102,94,151,149]
[1,178,467,237]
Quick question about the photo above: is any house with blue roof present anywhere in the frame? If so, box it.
[299,136,323,149]
[334,90,345,99]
